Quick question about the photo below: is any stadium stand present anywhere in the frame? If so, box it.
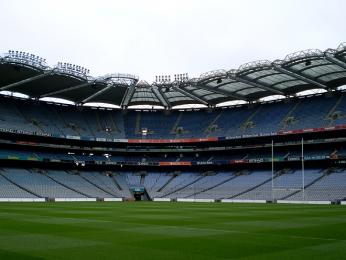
[0,93,346,140]
[1,44,346,203]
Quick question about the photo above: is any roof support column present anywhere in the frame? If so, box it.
[0,72,53,91]
[152,87,171,109]
[121,85,136,108]
[81,85,113,103]
[272,64,328,89]
[40,82,92,98]
[232,76,285,95]
[324,55,346,70]
[195,83,247,101]
[172,86,210,106]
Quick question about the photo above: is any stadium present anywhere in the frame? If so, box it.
[1,0,346,258]
[1,44,346,258]
[1,43,346,203]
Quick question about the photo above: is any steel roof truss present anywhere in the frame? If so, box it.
[121,85,136,108]
[0,72,52,91]
[152,87,171,108]
[40,82,92,98]
[324,55,346,70]
[233,76,285,95]
[172,86,210,106]
[81,85,113,103]
[273,64,328,89]
[198,83,247,101]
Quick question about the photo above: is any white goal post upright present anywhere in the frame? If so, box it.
[302,137,305,201]
[271,139,274,202]
[271,137,306,202]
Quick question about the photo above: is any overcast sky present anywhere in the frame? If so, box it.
[0,0,345,82]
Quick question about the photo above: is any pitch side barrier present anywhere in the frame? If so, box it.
[276,200,332,205]
[153,198,171,202]
[1,124,346,145]
[153,198,336,204]
[103,198,123,202]
[176,198,215,202]
[0,198,123,202]
[221,199,267,203]
[54,198,124,202]
[0,198,339,204]
[0,198,45,202]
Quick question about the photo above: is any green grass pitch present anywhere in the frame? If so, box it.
[0,202,346,259]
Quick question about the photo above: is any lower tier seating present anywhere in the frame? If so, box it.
[0,168,346,202]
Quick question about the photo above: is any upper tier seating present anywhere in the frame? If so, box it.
[1,92,345,139]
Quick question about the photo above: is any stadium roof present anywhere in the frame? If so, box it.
[1,43,346,109]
